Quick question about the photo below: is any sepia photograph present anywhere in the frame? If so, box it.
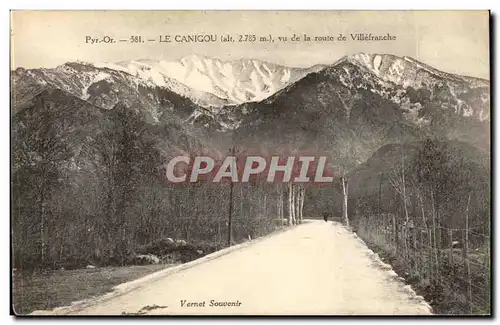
[10,10,491,316]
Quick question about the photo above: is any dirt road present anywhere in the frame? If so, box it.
[64,220,432,315]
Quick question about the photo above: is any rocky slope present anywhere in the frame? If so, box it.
[102,55,324,106]
[11,53,490,163]
[231,53,490,166]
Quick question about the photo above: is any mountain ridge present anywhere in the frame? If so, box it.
[12,53,490,150]
[96,55,325,106]
[230,52,490,168]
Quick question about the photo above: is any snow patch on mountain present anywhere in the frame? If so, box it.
[349,53,489,89]
[93,60,229,108]
[81,71,113,100]
[98,55,324,106]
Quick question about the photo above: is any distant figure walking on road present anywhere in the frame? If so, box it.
[323,212,329,222]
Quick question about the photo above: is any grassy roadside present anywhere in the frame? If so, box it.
[356,235,490,315]
[12,264,176,315]
[12,223,295,316]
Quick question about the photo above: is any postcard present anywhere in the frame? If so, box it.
[10,10,491,316]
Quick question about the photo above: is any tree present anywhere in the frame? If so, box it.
[12,97,77,267]
[93,103,160,264]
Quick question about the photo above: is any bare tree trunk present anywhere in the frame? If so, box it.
[401,155,409,225]
[40,203,45,265]
[378,173,383,214]
[281,187,284,220]
[341,177,349,227]
[300,186,304,223]
[402,172,409,263]
[392,214,397,251]
[263,193,267,217]
[279,187,283,224]
[463,193,472,313]
[288,183,293,226]
[431,190,439,283]
[299,186,305,223]
[217,219,221,248]
[412,222,417,272]
[39,179,47,267]
[277,186,284,225]
[418,191,432,280]
[276,188,283,224]
[295,185,301,224]
[448,228,453,266]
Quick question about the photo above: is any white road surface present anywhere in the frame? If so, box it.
[64,220,433,315]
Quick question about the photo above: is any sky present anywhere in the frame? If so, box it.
[11,10,490,79]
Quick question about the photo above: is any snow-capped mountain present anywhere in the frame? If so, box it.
[346,53,490,121]
[12,61,229,111]
[12,55,324,117]
[101,55,324,106]
[260,53,490,123]
[11,53,490,137]
[232,53,490,163]
[349,53,488,88]
[11,51,491,190]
